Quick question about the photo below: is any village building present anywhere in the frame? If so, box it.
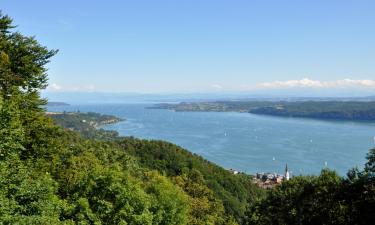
[228,169,239,175]
[254,164,291,189]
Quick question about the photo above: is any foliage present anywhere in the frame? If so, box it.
[0,156,65,224]
[173,170,226,225]
[245,153,375,225]
[116,137,263,223]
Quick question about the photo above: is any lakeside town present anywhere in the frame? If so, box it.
[229,164,291,189]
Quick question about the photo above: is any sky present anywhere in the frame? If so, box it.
[2,0,375,95]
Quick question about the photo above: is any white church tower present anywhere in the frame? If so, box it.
[284,163,290,181]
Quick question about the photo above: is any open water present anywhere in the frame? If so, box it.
[48,103,375,176]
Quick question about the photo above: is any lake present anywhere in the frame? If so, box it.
[48,103,375,176]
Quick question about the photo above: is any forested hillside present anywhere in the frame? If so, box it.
[249,101,375,120]
[48,112,122,140]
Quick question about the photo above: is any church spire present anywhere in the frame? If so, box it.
[284,163,290,181]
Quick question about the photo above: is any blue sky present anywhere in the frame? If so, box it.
[2,0,375,94]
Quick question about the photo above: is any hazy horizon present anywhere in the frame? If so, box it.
[43,90,375,105]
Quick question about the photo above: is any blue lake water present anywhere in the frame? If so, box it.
[48,103,375,176]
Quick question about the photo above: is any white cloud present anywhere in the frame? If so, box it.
[47,83,96,92]
[48,83,62,91]
[87,84,96,91]
[257,78,375,89]
[211,84,223,89]
[335,79,375,87]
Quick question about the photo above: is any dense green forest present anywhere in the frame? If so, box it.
[153,101,375,121]
[1,12,374,224]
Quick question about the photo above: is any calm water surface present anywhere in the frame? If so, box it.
[48,103,375,176]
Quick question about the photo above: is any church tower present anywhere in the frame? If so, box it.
[284,163,290,181]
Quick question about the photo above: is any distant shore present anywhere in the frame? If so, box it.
[46,101,70,107]
[151,100,375,121]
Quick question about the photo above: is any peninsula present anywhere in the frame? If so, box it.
[152,100,375,121]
